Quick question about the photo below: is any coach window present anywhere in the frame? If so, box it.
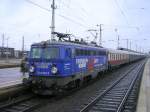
[79,49,82,56]
[75,49,77,56]
[81,50,84,56]
[94,51,96,56]
[108,53,110,60]
[85,50,88,56]
[97,51,99,56]
[99,51,101,55]
[113,54,114,60]
[81,49,84,56]
[90,50,92,56]
[71,49,75,58]
[120,54,121,60]
[117,54,118,60]
[93,51,95,56]
[110,53,112,60]
[113,54,115,60]
[83,50,86,56]
[109,53,111,60]
[87,50,89,56]
[79,49,81,56]
[75,49,79,56]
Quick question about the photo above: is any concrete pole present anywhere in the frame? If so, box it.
[6,37,9,62]
[97,24,102,46]
[130,41,131,50]
[22,36,24,57]
[1,34,5,58]
[51,0,56,41]
[117,35,120,49]
[2,34,4,47]
[136,44,137,51]
[126,39,129,49]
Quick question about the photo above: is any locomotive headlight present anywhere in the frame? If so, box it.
[29,66,35,73]
[51,66,58,74]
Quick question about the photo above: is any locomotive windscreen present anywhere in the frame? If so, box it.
[43,47,59,59]
[31,47,42,59]
[31,47,59,59]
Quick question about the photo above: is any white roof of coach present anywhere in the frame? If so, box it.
[108,49,142,55]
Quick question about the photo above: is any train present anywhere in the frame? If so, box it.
[26,32,145,95]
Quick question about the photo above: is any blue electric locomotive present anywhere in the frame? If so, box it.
[27,32,108,94]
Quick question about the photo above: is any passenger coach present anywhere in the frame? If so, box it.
[107,49,145,68]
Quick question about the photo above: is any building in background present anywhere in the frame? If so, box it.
[0,47,29,59]
[0,47,14,58]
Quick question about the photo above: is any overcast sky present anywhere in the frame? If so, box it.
[0,0,150,52]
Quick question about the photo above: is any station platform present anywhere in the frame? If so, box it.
[0,67,28,88]
[0,67,28,101]
[136,59,150,112]
[0,58,21,68]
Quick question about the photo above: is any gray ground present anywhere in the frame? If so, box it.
[0,67,28,88]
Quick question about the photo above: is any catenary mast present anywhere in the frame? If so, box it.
[50,0,56,41]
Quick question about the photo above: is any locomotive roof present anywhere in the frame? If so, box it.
[32,41,144,55]
[32,41,107,51]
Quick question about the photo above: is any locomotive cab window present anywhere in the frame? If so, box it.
[31,47,42,59]
[43,47,59,59]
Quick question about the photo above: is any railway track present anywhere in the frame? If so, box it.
[79,61,145,112]
[0,93,40,112]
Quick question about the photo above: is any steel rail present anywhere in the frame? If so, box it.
[116,62,144,112]
[80,61,145,112]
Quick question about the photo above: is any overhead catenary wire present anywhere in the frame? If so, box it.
[25,0,88,28]
[57,0,89,25]
[103,24,139,30]
[61,0,89,17]
[114,0,129,26]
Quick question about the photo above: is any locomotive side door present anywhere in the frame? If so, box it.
[64,47,73,76]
